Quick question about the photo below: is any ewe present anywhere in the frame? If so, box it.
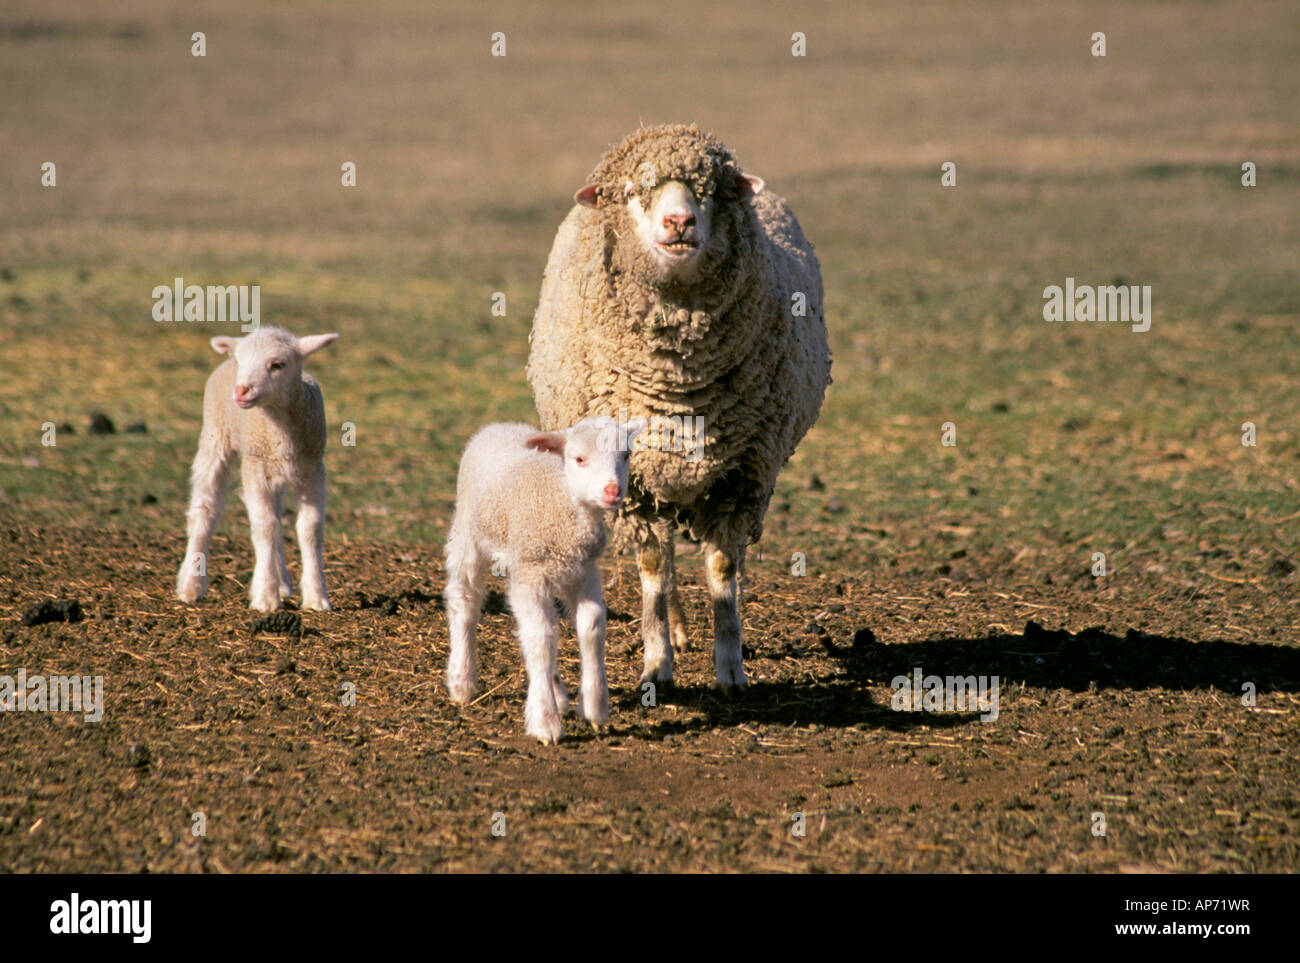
[176,327,338,612]
[445,416,645,744]
[527,124,831,692]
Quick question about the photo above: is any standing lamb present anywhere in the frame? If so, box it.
[526,123,831,692]
[444,416,646,744]
[175,327,339,612]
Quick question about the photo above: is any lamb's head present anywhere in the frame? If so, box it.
[211,327,339,410]
[575,124,764,285]
[525,416,648,511]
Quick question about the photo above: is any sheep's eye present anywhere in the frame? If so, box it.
[574,455,587,466]
[269,361,285,371]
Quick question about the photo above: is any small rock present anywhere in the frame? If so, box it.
[852,627,876,648]
[126,743,152,768]
[21,598,83,626]
[124,421,147,434]
[1268,558,1294,577]
[825,498,844,514]
[140,493,157,505]
[88,413,116,435]
[808,474,825,491]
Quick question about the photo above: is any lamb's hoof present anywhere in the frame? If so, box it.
[176,573,207,604]
[578,697,609,729]
[301,598,332,612]
[670,625,690,655]
[250,599,282,613]
[447,678,477,704]
[528,724,563,746]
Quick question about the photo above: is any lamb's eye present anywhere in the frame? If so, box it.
[574,456,587,466]
[269,361,285,371]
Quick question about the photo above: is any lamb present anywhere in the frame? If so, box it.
[444,415,646,744]
[526,123,832,693]
[175,326,339,612]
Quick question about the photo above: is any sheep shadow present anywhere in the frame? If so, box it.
[615,623,1300,734]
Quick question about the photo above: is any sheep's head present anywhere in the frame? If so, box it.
[575,124,764,284]
[525,416,648,511]
[211,327,338,410]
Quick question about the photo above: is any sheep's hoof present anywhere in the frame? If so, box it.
[301,598,332,612]
[713,664,750,696]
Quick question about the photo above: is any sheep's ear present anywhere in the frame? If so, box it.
[210,336,239,356]
[524,432,566,456]
[574,185,600,208]
[296,333,340,358]
[734,172,765,199]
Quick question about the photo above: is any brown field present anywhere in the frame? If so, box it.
[1,0,1297,872]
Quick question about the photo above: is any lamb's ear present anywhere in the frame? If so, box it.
[524,432,566,456]
[734,172,765,199]
[210,336,239,356]
[574,185,600,208]
[296,333,340,358]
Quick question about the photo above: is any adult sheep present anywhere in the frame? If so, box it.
[526,123,831,692]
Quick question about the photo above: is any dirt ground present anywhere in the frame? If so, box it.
[1,0,1297,874]
[2,522,1296,873]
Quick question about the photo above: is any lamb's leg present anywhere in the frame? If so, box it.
[276,508,293,600]
[295,463,331,611]
[176,440,231,603]
[243,462,284,612]
[704,540,748,693]
[573,566,609,729]
[444,529,488,703]
[509,578,563,744]
[637,526,674,685]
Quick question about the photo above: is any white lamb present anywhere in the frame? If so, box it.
[175,327,339,612]
[445,415,646,744]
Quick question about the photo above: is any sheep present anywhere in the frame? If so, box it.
[175,327,339,612]
[526,123,832,693]
[444,415,646,744]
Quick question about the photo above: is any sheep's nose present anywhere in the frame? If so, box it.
[662,213,694,233]
[234,385,249,401]
[603,482,622,499]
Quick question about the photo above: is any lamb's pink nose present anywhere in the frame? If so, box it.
[603,482,622,499]
[662,213,694,233]
[234,385,250,402]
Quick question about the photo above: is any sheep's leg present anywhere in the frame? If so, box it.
[294,463,331,611]
[573,567,609,729]
[243,462,284,612]
[510,578,563,744]
[704,540,748,693]
[444,530,488,703]
[176,441,232,603]
[666,542,690,653]
[637,529,674,685]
